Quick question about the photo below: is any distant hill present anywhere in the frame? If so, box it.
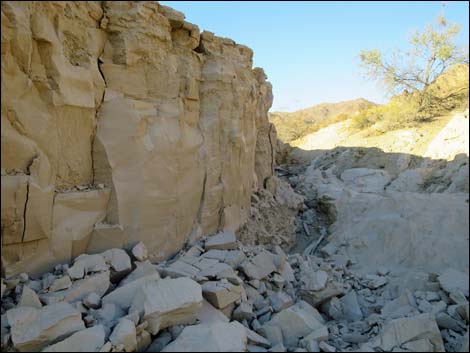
[270,98,376,143]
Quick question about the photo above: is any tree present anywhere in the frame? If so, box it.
[359,15,469,113]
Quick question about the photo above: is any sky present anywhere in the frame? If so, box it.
[161,1,469,112]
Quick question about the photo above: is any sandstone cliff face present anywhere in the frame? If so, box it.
[1,1,275,277]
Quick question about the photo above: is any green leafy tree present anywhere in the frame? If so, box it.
[359,15,469,114]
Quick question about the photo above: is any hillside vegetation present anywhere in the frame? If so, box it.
[351,63,469,133]
[269,98,376,143]
[272,64,469,145]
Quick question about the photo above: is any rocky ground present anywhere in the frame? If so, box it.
[1,170,468,352]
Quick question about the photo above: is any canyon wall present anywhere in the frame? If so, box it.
[1,1,275,277]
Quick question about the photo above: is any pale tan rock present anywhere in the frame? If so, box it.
[18,286,42,309]
[205,231,238,250]
[67,254,108,280]
[130,277,203,335]
[438,268,469,297]
[367,313,445,352]
[40,271,110,305]
[202,281,243,309]
[263,300,326,347]
[101,248,132,275]
[23,156,54,242]
[161,321,248,352]
[120,260,159,286]
[240,252,277,280]
[102,273,160,310]
[131,242,148,261]
[9,302,85,352]
[49,276,72,292]
[52,189,111,265]
[42,325,105,352]
[109,318,137,353]
[136,330,151,352]
[87,224,129,254]
[1,1,274,275]
[197,299,230,324]
[1,175,28,245]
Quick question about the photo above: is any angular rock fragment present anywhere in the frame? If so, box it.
[102,274,159,310]
[109,318,137,352]
[269,292,294,313]
[67,254,108,280]
[83,292,101,309]
[205,231,238,250]
[240,252,277,280]
[18,286,42,309]
[438,269,469,296]
[161,321,247,352]
[340,291,363,322]
[101,249,132,280]
[42,325,105,352]
[300,281,344,307]
[263,300,326,347]
[8,302,85,351]
[302,270,328,291]
[40,271,110,305]
[233,301,254,321]
[120,260,159,286]
[197,299,230,324]
[366,313,445,352]
[130,277,203,335]
[202,281,243,309]
[49,276,73,292]
[131,242,148,262]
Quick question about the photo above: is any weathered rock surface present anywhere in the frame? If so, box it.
[365,313,445,352]
[161,321,247,352]
[42,325,105,352]
[130,277,203,335]
[1,0,274,276]
[8,302,85,351]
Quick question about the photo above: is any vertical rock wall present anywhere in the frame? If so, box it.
[1,1,275,277]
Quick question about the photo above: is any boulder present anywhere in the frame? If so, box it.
[102,273,159,310]
[340,291,363,322]
[197,299,229,324]
[40,271,110,305]
[131,242,148,262]
[101,249,132,279]
[130,277,203,335]
[302,270,328,291]
[67,254,108,280]
[42,325,105,352]
[18,286,42,309]
[300,281,344,307]
[8,302,85,351]
[202,281,243,309]
[262,300,326,347]
[205,231,238,250]
[120,261,159,286]
[49,276,73,292]
[240,252,277,280]
[109,318,137,352]
[366,313,445,352]
[83,292,101,309]
[161,321,247,352]
[438,269,469,297]
[268,292,294,313]
[233,301,254,321]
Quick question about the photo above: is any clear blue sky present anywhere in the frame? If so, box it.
[161,1,469,112]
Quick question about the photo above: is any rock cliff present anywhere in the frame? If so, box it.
[1,1,275,277]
